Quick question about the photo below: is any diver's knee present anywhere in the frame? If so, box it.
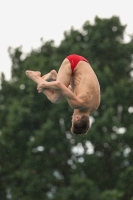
[50,95,63,104]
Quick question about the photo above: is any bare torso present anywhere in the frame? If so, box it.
[57,59,100,113]
[71,61,100,112]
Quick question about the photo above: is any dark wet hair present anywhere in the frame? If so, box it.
[71,115,90,135]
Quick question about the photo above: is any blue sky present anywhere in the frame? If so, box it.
[0,0,133,80]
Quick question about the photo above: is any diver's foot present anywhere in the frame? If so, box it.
[26,70,41,78]
[25,70,41,83]
[42,70,57,82]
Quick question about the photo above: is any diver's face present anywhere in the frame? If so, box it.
[71,113,81,123]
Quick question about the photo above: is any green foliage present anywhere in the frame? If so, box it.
[117,167,133,200]
[0,16,133,200]
[54,175,100,200]
[100,189,123,200]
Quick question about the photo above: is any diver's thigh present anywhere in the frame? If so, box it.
[56,58,72,87]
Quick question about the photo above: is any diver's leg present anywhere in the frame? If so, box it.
[25,70,62,103]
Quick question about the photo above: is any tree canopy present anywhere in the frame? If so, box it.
[0,16,133,200]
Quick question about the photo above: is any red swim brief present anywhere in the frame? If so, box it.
[66,54,89,72]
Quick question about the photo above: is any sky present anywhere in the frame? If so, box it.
[0,0,133,80]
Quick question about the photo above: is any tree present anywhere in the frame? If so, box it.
[100,189,123,200]
[0,16,133,200]
[53,175,100,200]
